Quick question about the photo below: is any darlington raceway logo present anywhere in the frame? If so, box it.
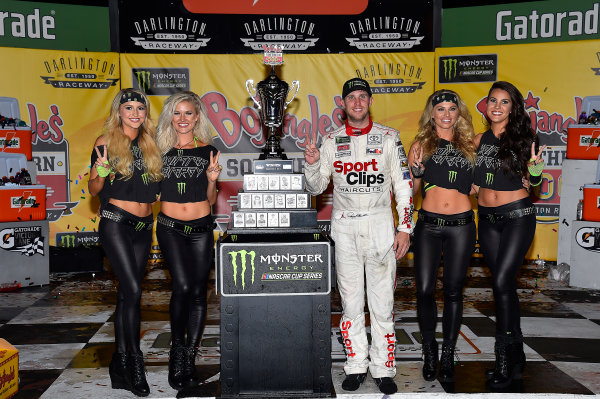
[439,54,497,84]
[240,17,319,51]
[132,68,190,96]
[130,16,210,50]
[353,61,426,94]
[346,15,425,50]
[0,226,45,256]
[40,55,119,89]
[575,227,600,252]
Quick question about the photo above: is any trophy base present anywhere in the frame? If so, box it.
[258,148,287,160]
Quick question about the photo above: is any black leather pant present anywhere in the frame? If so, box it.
[414,209,476,345]
[478,198,536,334]
[99,203,154,354]
[156,213,214,348]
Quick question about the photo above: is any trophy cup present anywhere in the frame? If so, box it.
[246,45,299,159]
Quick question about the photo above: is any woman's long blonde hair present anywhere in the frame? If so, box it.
[413,89,476,163]
[156,91,213,154]
[102,88,162,181]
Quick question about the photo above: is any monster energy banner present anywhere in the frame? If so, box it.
[438,54,498,84]
[132,68,190,95]
[218,233,332,296]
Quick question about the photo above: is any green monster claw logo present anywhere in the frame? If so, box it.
[178,149,183,156]
[141,173,149,185]
[313,233,320,240]
[231,235,237,242]
[177,182,186,195]
[442,58,458,80]
[60,235,76,248]
[135,221,146,231]
[135,71,151,92]
[436,218,446,227]
[448,170,457,183]
[183,225,192,234]
[485,172,494,186]
[229,250,256,289]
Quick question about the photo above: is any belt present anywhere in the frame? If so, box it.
[157,214,215,234]
[417,212,474,227]
[479,206,536,223]
[100,208,154,231]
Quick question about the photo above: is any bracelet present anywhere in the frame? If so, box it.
[411,165,424,178]
[528,160,544,176]
[96,161,111,178]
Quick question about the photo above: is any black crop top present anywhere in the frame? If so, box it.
[473,130,523,191]
[90,137,160,205]
[160,144,217,203]
[421,139,473,197]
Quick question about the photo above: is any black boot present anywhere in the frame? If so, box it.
[511,333,526,380]
[127,352,150,397]
[109,352,130,390]
[182,346,199,387]
[439,344,455,382]
[341,373,366,391]
[488,335,515,390]
[168,346,188,390]
[373,377,397,395]
[421,340,438,381]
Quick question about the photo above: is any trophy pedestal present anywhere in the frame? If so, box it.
[259,128,287,159]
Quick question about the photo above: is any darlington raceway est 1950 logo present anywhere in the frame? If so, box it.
[129,16,211,50]
[346,15,425,50]
[240,17,319,51]
[40,55,120,89]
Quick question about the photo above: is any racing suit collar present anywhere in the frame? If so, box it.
[345,117,373,136]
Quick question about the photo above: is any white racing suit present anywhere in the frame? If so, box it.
[304,121,413,378]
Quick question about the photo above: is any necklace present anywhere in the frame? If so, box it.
[177,136,195,149]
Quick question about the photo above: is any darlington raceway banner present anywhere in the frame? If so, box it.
[435,39,600,260]
[118,0,433,54]
[1,46,120,246]
[121,52,434,235]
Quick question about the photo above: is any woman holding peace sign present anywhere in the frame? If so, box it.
[155,91,221,390]
[408,89,477,384]
[89,88,162,397]
[473,81,546,389]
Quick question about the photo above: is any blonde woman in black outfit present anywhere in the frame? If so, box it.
[408,89,476,383]
[89,88,162,397]
[473,81,545,389]
[155,91,221,390]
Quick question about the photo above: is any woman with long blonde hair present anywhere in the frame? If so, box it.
[155,91,221,390]
[408,89,476,383]
[88,88,162,397]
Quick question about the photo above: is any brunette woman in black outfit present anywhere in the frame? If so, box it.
[89,88,163,397]
[473,81,545,389]
[408,90,476,383]
[155,91,221,390]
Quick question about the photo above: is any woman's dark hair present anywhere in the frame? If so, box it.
[487,81,538,176]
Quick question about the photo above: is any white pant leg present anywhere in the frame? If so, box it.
[365,212,397,378]
[332,217,369,375]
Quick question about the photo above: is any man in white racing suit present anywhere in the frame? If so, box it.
[303,78,413,395]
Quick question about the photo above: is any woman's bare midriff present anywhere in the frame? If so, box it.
[421,186,473,214]
[161,201,211,221]
[109,199,153,217]
[477,187,528,207]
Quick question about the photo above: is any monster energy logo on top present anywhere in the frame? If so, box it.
[132,68,190,96]
[438,54,498,84]
[448,170,457,183]
[486,172,494,186]
[177,182,186,195]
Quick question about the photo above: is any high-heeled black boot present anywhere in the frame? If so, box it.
[511,332,526,379]
[421,340,438,381]
[127,352,150,397]
[488,335,515,390]
[439,344,455,382]
[109,352,130,390]
[183,346,199,387]
[168,346,188,390]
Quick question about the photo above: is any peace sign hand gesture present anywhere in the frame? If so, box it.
[207,150,222,182]
[528,142,546,166]
[94,145,111,178]
[410,144,425,179]
[304,129,320,165]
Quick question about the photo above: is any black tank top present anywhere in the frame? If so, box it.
[90,137,161,205]
[422,138,473,197]
[160,144,217,203]
[473,130,523,191]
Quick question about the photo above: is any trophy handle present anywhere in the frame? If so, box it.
[284,80,300,109]
[246,79,262,109]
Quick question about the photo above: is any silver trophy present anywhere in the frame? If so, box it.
[246,46,299,159]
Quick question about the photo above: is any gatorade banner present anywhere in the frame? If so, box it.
[1,46,120,246]
[435,40,600,260]
[121,52,434,234]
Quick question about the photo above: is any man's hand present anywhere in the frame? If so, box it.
[393,231,410,259]
[304,129,320,165]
